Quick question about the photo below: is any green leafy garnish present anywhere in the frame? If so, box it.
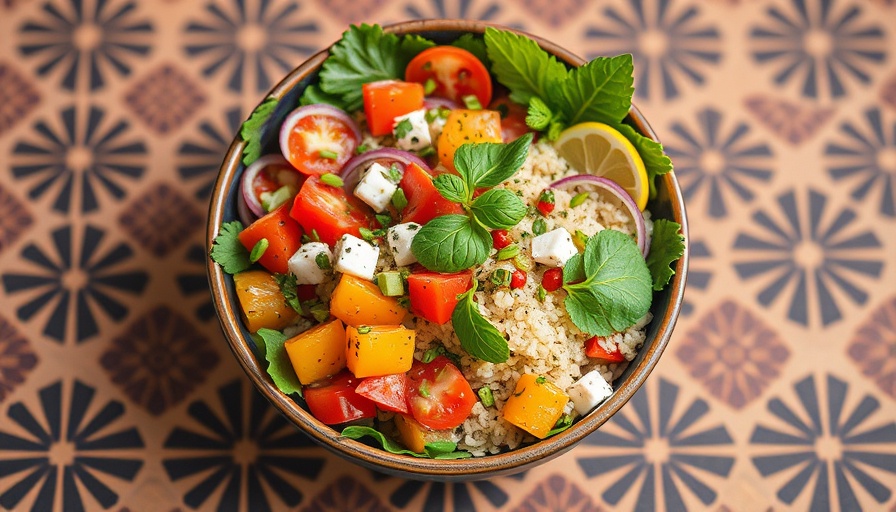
[478,386,495,407]
[254,328,302,396]
[240,97,278,165]
[525,96,554,131]
[210,221,251,274]
[273,273,303,314]
[547,413,573,436]
[646,219,685,291]
[341,426,472,459]
[394,118,413,139]
[562,229,652,336]
[548,54,633,126]
[249,238,268,263]
[451,33,490,68]
[470,189,529,229]
[455,133,533,192]
[411,215,491,273]
[484,27,568,105]
[614,122,673,198]
[452,284,510,363]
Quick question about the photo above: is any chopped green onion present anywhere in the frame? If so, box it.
[260,185,294,212]
[388,164,403,182]
[357,325,372,334]
[535,376,546,384]
[309,302,330,323]
[419,380,431,398]
[391,188,408,210]
[319,149,339,160]
[314,252,331,270]
[249,238,269,263]
[418,146,436,157]
[356,143,370,154]
[422,345,445,363]
[532,218,547,236]
[478,386,495,407]
[462,94,482,110]
[490,268,512,287]
[537,285,547,302]
[359,227,375,241]
[424,78,437,95]
[573,230,589,251]
[320,173,343,187]
[495,244,520,261]
[376,271,405,297]
[394,119,413,139]
[376,213,392,228]
[570,192,589,208]
[513,253,532,271]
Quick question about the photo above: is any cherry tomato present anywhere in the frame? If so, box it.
[491,229,512,250]
[490,96,533,143]
[437,109,502,173]
[542,268,563,292]
[249,156,305,211]
[355,373,410,414]
[304,370,377,425]
[405,356,477,430]
[584,336,626,363]
[290,176,375,246]
[237,201,303,275]
[399,162,464,225]
[510,270,527,290]
[362,80,425,136]
[281,106,360,176]
[536,189,555,216]
[405,46,492,107]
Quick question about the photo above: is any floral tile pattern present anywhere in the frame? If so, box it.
[848,296,896,400]
[0,184,34,255]
[0,314,38,403]
[510,474,601,512]
[743,95,836,146]
[118,182,204,258]
[123,63,207,135]
[301,476,392,512]
[0,62,40,136]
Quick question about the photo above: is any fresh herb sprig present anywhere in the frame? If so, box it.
[646,219,685,291]
[452,281,510,363]
[239,97,278,165]
[210,221,251,274]
[253,328,302,396]
[342,426,472,459]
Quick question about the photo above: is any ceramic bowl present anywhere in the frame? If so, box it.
[207,19,688,481]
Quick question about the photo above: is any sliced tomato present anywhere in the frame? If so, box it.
[356,373,410,414]
[280,105,360,176]
[304,370,377,425]
[237,201,303,275]
[584,336,626,363]
[490,96,533,143]
[398,162,464,225]
[406,270,472,324]
[437,109,502,173]
[405,356,476,430]
[290,176,375,246]
[405,46,492,107]
[362,80,425,136]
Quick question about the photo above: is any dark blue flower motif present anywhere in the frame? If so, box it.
[749,0,887,99]
[733,188,883,326]
[10,105,147,214]
[162,379,326,511]
[0,224,149,343]
[825,107,896,218]
[390,472,524,512]
[750,374,896,510]
[681,239,711,317]
[0,379,144,511]
[17,0,153,91]
[177,106,243,200]
[176,244,216,322]
[576,377,735,510]
[664,107,774,218]
[183,0,319,94]
[583,0,721,101]
[404,0,502,20]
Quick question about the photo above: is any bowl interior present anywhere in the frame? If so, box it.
[207,19,688,480]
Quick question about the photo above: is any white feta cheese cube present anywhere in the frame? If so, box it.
[567,370,613,416]
[353,162,398,212]
[288,242,333,285]
[333,234,379,280]
[531,228,579,267]
[387,222,421,266]
[393,109,432,151]
[428,109,448,142]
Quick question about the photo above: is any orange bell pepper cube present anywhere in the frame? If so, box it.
[345,325,415,378]
[437,109,502,173]
[398,162,464,225]
[329,274,406,327]
[406,270,473,325]
[362,80,425,136]
[284,318,346,385]
[238,201,303,275]
[502,374,569,439]
[233,270,298,333]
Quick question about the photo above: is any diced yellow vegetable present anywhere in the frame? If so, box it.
[284,319,346,385]
[502,374,569,439]
[233,270,298,333]
[345,325,414,378]
[330,274,406,327]
[394,413,427,453]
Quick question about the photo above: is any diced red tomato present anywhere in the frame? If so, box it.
[362,80,425,136]
[536,189,555,216]
[290,176,375,246]
[405,356,477,430]
[541,268,563,292]
[282,108,360,175]
[399,162,464,225]
[510,270,527,289]
[584,336,626,363]
[491,229,512,250]
[356,373,410,414]
[237,201,303,275]
[406,270,473,325]
[304,370,377,425]
[405,46,493,108]
[296,284,318,301]
[490,96,533,143]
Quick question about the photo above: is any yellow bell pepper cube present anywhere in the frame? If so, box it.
[394,414,456,454]
[284,318,346,385]
[330,274,406,327]
[233,270,298,333]
[345,325,414,378]
[502,374,569,439]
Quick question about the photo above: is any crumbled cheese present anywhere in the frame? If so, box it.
[354,162,398,212]
[287,242,332,285]
[333,234,379,280]
[387,222,421,266]
[530,228,578,266]
[393,109,431,151]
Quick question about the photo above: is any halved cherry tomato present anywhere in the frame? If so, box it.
[281,106,360,175]
[248,155,305,212]
[237,201,303,275]
[405,46,492,107]
[541,268,563,292]
[510,270,527,289]
[399,162,464,225]
[406,270,472,324]
[437,109,502,173]
[290,176,375,246]
[356,373,410,414]
[536,189,555,216]
[584,336,626,363]
[491,229,512,250]
[362,80,425,136]
[406,356,476,430]
[490,96,533,143]
[304,370,377,425]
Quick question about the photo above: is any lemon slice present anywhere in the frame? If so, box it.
[554,122,649,210]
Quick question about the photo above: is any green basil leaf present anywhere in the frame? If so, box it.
[470,189,527,229]
[433,173,469,204]
[548,54,634,126]
[255,329,302,396]
[484,27,569,105]
[454,133,533,190]
[646,219,685,291]
[452,289,510,363]
[411,214,490,273]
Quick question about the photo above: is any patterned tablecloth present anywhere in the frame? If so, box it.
[1,0,896,510]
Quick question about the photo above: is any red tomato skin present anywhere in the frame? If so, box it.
[399,163,464,225]
[237,201,303,275]
[510,270,527,289]
[362,80,425,136]
[283,113,359,176]
[405,356,477,430]
[355,373,410,414]
[407,270,473,325]
[304,371,377,425]
[290,176,375,246]
[491,229,512,250]
[536,200,555,216]
[405,46,493,107]
[541,268,563,292]
[490,96,533,143]
[584,336,626,363]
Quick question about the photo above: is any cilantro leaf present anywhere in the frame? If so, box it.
[411,214,490,273]
[452,287,510,363]
[451,33,490,68]
[254,328,302,396]
[341,426,472,459]
[273,273,303,314]
[210,221,251,274]
[454,133,533,190]
[548,54,634,126]
[433,173,469,204]
[646,219,685,291]
[469,189,527,229]
[484,27,569,105]
[240,97,278,165]
[614,122,673,199]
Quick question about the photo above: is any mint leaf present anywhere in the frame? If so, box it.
[454,133,533,190]
[255,328,302,396]
[526,96,554,131]
[549,54,634,126]
[433,173,469,204]
[614,122,673,199]
[451,33,490,68]
[240,97,278,165]
[452,288,510,363]
[470,189,527,229]
[210,221,251,274]
[563,229,652,335]
[411,214,490,273]
[341,426,471,459]
[646,219,685,291]
[484,27,568,105]
[563,252,585,284]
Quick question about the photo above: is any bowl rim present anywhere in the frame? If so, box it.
[207,19,689,479]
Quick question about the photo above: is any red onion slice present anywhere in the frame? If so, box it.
[424,97,461,110]
[240,154,294,218]
[279,104,361,173]
[340,148,431,191]
[549,175,648,257]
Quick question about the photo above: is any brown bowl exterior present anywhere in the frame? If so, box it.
[207,19,689,481]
